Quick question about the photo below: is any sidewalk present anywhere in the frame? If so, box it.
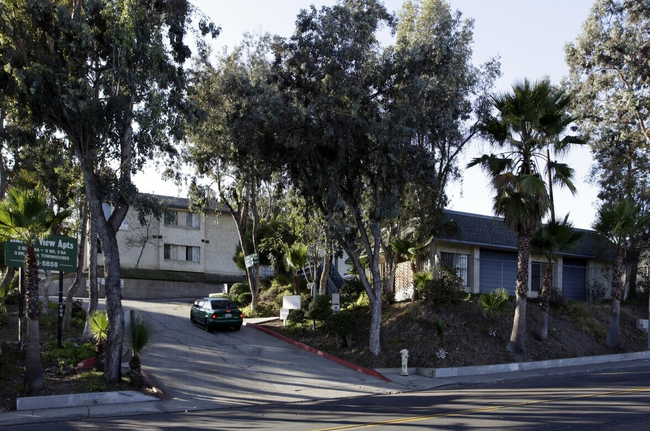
[2,320,649,427]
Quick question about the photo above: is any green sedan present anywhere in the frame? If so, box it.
[190,297,243,332]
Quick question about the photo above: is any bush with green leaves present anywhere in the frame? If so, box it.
[287,309,306,325]
[238,292,252,306]
[270,275,293,291]
[326,311,356,347]
[125,312,158,387]
[242,301,278,318]
[229,282,249,298]
[432,314,447,359]
[417,266,466,304]
[41,341,96,367]
[339,281,365,308]
[308,294,332,321]
[479,287,510,336]
[87,310,109,370]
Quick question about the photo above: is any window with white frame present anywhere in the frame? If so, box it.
[186,212,201,229]
[439,252,470,286]
[164,244,200,263]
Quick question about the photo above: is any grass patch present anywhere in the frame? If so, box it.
[75,371,134,393]
[41,341,96,367]
[562,301,607,342]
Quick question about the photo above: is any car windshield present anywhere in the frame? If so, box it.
[211,300,236,310]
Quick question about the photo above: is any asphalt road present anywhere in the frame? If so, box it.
[120,298,399,410]
[9,364,650,430]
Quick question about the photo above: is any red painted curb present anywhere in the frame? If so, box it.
[246,322,392,383]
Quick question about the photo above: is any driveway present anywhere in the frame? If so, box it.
[121,298,399,411]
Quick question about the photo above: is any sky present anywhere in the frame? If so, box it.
[135,0,599,229]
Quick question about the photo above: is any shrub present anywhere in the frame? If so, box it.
[270,275,293,291]
[339,281,365,308]
[326,311,356,347]
[308,295,332,321]
[229,282,249,297]
[479,288,510,336]
[418,266,466,304]
[355,291,370,307]
[287,309,305,325]
[260,284,283,303]
[549,287,567,308]
[242,302,278,318]
[585,280,606,303]
[236,292,251,306]
[41,341,96,367]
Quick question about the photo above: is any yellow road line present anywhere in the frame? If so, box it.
[311,386,650,431]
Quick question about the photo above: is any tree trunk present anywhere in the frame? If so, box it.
[606,298,621,348]
[98,230,125,383]
[64,199,88,331]
[84,185,127,383]
[606,246,624,348]
[385,253,396,297]
[507,232,530,355]
[24,245,44,392]
[82,220,99,341]
[319,257,331,295]
[627,246,639,301]
[369,287,382,355]
[536,260,553,340]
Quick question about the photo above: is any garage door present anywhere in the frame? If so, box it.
[479,249,517,295]
[563,258,587,301]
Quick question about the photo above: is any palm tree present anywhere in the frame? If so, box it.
[594,200,650,348]
[0,186,70,392]
[87,310,109,371]
[125,310,158,388]
[469,78,579,355]
[284,242,308,294]
[479,287,510,337]
[531,215,583,340]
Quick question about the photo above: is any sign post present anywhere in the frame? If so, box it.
[5,235,78,347]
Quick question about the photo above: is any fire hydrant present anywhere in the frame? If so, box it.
[400,349,409,376]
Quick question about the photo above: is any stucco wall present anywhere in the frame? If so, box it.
[111,208,244,277]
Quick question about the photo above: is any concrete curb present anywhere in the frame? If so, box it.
[245,322,392,382]
[376,350,650,379]
[16,390,158,411]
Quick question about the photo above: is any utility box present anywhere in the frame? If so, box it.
[332,293,340,313]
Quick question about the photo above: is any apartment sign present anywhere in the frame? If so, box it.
[5,235,78,272]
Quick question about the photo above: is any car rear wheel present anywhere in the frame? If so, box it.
[204,318,211,332]
[190,312,195,323]
[234,324,242,331]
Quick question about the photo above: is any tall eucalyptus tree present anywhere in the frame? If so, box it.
[187,34,283,309]
[275,0,497,355]
[0,0,218,381]
[566,0,650,295]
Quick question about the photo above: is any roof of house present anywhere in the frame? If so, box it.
[150,194,228,213]
[438,210,614,260]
